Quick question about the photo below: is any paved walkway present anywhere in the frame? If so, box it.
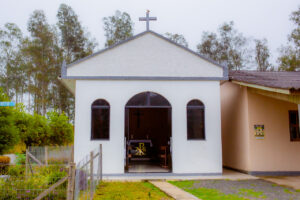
[262,176,300,190]
[150,180,199,200]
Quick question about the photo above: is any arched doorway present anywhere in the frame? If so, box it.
[125,91,172,173]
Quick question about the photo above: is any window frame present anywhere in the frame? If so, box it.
[186,99,206,140]
[289,110,300,142]
[91,99,110,140]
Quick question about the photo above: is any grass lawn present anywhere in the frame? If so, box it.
[169,180,300,200]
[93,181,173,200]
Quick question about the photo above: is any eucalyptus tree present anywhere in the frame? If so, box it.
[278,6,300,71]
[0,23,26,102]
[197,21,249,70]
[103,10,134,47]
[23,10,61,115]
[56,3,97,119]
[254,38,272,71]
[165,32,188,47]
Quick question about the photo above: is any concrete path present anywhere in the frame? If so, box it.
[262,176,300,190]
[150,181,200,200]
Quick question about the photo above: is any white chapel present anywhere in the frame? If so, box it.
[61,16,228,174]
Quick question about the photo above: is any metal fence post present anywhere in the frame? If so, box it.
[67,162,76,200]
[45,146,48,166]
[25,148,28,179]
[90,151,94,199]
[99,144,102,181]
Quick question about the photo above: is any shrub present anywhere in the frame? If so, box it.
[47,111,73,145]
[15,153,26,165]
[7,165,25,176]
[23,114,51,146]
[0,89,20,154]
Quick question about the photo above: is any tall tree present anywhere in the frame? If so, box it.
[57,3,96,63]
[23,10,61,115]
[103,10,134,47]
[278,6,300,71]
[0,23,26,102]
[56,4,97,119]
[165,32,188,47]
[197,21,249,70]
[254,39,272,71]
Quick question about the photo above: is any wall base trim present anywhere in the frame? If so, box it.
[224,166,300,176]
[103,172,223,177]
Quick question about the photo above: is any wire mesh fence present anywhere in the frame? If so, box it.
[0,164,68,200]
[27,146,73,165]
[0,146,74,200]
[0,145,102,200]
[74,144,102,200]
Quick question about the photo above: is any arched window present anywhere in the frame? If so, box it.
[187,99,205,140]
[91,99,110,140]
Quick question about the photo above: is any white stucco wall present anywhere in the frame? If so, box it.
[67,33,223,78]
[74,80,222,174]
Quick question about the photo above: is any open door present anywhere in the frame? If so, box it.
[125,92,172,173]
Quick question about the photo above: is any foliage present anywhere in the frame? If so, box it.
[57,4,96,63]
[0,165,67,199]
[4,142,26,154]
[93,181,173,200]
[103,10,134,47]
[254,39,272,71]
[24,10,62,116]
[23,111,73,147]
[0,88,19,154]
[15,153,26,165]
[278,6,300,71]
[47,111,73,145]
[0,87,73,149]
[0,23,25,101]
[23,113,51,146]
[0,4,96,120]
[197,21,250,70]
[56,4,97,120]
[165,32,188,47]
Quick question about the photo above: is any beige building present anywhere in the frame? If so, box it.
[221,71,300,175]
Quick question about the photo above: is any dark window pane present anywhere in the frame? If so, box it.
[187,99,205,140]
[91,99,110,140]
[126,92,171,107]
[289,110,300,141]
[92,99,109,106]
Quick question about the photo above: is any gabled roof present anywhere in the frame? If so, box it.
[65,30,226,71]
[229,70,300,90]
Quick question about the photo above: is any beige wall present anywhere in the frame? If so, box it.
[247,90,299,172]
[221,82,250,171]
[221,81,300,172]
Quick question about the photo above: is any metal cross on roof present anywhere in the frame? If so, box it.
[139,10,157,31]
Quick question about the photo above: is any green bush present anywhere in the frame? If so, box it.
[48,111,73,145]
[0,89,74,151]
[0,165,67,199]
[0,88,20,154]
[7,164,25,176]
[23,113,51,146]
[15,153,26,165]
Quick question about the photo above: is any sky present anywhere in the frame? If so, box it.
[0,0,299,66]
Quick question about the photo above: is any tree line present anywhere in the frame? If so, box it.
[0,5,299,120]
